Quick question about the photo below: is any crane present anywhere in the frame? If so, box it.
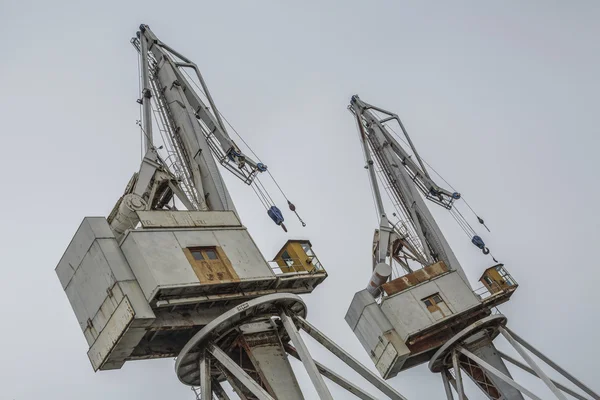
[55,25,411,400]
[346,95,598,400]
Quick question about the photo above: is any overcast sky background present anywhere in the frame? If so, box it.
[1,1,600,399]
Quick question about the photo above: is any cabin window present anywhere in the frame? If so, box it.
[190,249,204,260]
[189,247,220,262]
[281,250,296,268]
[495,265,515,286]
[422,293,452,321]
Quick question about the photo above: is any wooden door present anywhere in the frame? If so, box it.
[184,246,239,284]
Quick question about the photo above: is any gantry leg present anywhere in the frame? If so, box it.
[208,344,274,400]
[457,347,541,400]
[452,350,466,400]
[211,379,231,400]
[498,351,587,400]
[199,351,212,400]
[441,369,455,400]
[504,327,600,400]
[499,327,566,400]
[294,315,407,400]
[285,344,379,400]
[280,310,333,400]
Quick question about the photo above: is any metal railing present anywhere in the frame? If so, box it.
[269,256,325,276]
[473,280,514,300]
[473,284,496,300]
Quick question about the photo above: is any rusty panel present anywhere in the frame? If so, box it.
[423,261,448,277]
[382,261,448,296]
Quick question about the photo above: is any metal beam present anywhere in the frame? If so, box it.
[499,327,567,400]
[199,352,211,400]
[211,379,231,400]
[139,30,153,151]
[452,350,466,400]
[499,351,588,400]
[457,347,542,400]
[442,369,455,400]
[354,111,385,218]
[504,327,600,400]
[280,311,333,399]
[220,367,251,400]
[445,370,470,400]
[208,344,274,400]
[285,345,378,400]
[295,315,408,400]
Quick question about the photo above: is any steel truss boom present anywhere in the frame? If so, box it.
[130,24,267,215]
[349,95,467,282]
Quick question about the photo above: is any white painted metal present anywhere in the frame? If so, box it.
[295,316,408,400]
[445,370,470,400]
[87,296,135,370]
[280,311,333,400]
[441,369,455,400]
[354,111,385,218]
[499,327,567,400]
[137,24,265,212]
[136,210,241,229]
[504,327,600,400]
[208,344,275,400]
[129,153,161,204]
[457,347,542,400]
[139,31,153,151]
[199,353,211,400]
[56,217,155,370]
[498,352,589,400]
[285,345,379,400]
[110,193,147,239]
[241,328,305,399]
[212,380,231,400]
[380,270,480,340]
[345,289,410,378]
[470,339,525,399]
[347,270,482,378]
[120,225,275,302]
[452,350,466,400]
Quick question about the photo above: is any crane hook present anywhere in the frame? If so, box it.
[472,235,490,255]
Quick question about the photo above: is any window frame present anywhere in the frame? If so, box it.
[421,293,451,320]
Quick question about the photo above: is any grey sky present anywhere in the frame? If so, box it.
[1,1,599,399]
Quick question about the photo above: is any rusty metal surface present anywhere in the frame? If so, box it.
[382,261,449,296]
[175,293,307,386]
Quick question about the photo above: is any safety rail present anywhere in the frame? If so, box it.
[269,256,325,276]
[473,284,497,300]
[473,279,516,301]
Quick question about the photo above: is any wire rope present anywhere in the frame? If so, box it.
[382,121,489,232]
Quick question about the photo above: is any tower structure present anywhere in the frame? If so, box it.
[345,95,599,400]
[55,25,411,400]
